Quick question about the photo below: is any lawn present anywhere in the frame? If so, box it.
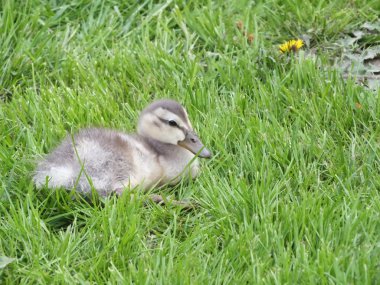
[1,0,380,284]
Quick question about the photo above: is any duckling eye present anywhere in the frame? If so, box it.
[168,120,178,127]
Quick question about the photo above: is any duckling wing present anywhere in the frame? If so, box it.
[33,128,135,195]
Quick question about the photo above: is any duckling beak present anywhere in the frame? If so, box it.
[178,131,212,158]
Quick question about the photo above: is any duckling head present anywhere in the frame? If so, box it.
[137,99,212,158]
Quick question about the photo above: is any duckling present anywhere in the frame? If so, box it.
[33,99,211,198]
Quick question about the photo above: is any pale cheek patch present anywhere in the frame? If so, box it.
[167,127,185,143]
[159,125,185,144]
[139,114,165,140]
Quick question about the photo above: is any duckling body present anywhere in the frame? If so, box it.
[33,100,211,196]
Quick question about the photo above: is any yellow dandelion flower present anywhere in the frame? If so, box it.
[279,39,304,53]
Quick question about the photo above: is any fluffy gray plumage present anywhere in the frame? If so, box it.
[33,99,211,196]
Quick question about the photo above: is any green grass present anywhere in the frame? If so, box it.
[1,0,380,283]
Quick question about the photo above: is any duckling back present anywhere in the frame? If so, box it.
[34,128,141,195]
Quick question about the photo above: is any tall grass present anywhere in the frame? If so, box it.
[1,0,379,283]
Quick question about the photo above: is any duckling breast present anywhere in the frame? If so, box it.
[158,146,200,185]
[117,135,164,189]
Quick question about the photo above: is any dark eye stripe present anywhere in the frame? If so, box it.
[157,117,188,133]
[158,117,179,128]
[168,120,178,127]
